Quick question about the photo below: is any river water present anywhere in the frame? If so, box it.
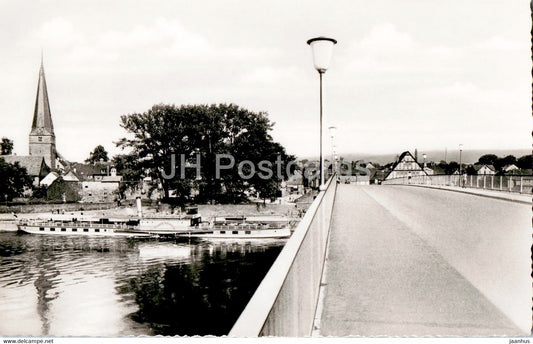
[0,231,285,336]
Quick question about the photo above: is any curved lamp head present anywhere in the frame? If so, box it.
[459,144,463,151]
[307,36,337,73]
[328,125,337,138]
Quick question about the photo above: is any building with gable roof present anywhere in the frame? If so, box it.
[475,164,496,175]
[503,164,520,173]
[384,151,428,181]
[40,171,60,187]
[0,155,50,186]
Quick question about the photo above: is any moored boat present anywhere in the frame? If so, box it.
[17,217,153,238]
[16,199,293,239]
[178,222,291,239]
[16,201,205,238]
[138,206,204,234]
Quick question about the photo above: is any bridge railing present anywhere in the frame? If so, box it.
[382,174,533,194]
[229,176,337,337]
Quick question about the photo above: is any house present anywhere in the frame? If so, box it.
[64,162,123,202]
[424,167,434,175]
[384,151,427,181]
[504,164,520,173]
[1,155,50,186]
[338,174,370,185]
[73,163,122,202]
[81,178,122,203]
[369,169,387,184]
[285,170,305,195]
[62,170,80,182]
[475,164,496,175]
[302,160,320,188]
[69,162,115,182]
[40,171,60,187]
[504,168,532,176]
[46,177,82,202]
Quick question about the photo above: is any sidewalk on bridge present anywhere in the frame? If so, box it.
[318,184,522,337]
[410,184,531,204]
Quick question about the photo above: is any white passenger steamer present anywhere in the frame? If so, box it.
[17,198,292,239]
[17,217,152,238]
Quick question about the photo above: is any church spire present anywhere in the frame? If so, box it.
[29,57,56,169]
[31,57,54,136]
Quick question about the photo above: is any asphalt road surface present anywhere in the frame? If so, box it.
[320,184,531,336]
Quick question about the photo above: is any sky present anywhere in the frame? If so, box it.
[0,0,530,162]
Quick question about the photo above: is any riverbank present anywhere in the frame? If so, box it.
[0,197,311,232]
[0,202,116,214]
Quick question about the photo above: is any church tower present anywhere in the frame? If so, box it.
[29,58,56,169]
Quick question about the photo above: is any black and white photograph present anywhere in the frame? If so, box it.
[0,1,531,342]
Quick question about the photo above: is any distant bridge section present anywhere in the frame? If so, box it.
[383,174,532,194]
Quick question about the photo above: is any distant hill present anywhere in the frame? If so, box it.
[301,149,531,165]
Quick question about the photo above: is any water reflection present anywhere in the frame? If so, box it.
[0,232,284,336]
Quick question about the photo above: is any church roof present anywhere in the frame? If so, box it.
[30,60,55,136]
[0,155,49,176]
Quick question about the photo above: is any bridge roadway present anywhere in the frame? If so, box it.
[319,184,531,336]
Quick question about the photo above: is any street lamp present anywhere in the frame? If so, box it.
[328,126,337,177]
[328,126,337,139]
[307,36,337,190]
[459,144,463,186]
[422,153,427,169]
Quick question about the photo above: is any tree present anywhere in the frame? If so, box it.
[465,165,478,175]
[31,185,48,199]
[494,155,516,172]
[0,158,32,201]
[112,154,144,198]
[1,137,13,155]
[477,154,498,166]
[85,145,109,164]
[516,154,532,170]
[446,161,459,175]
[117,103,295,203]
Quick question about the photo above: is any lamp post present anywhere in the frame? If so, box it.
[328,126,337,177]
[307,36,337,190]
[333,145,338,175]
[459,144,463,187]
[423,153,427,184]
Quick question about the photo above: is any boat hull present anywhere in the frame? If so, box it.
[17,224,154,238]
[181,227,291,239]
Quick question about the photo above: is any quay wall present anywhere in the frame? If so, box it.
[229,177,337,337]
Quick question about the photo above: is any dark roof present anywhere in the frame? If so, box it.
[0,155,49,176]
[69,163,105,179]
